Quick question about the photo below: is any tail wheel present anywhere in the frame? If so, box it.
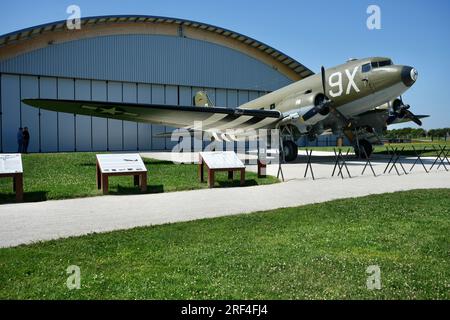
[354,139,373,159]
[283,140,298,162]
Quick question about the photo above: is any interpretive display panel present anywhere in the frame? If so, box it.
[0,154,24,202]
[198,152,245,188]
[0,154,23,174]
[96,154,147,173]
[199,152,245,169]
[96,154,147,194]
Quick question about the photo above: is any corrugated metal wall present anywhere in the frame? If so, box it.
[0,74,268,152]
[0,34,290,153]
[0,35,291,92]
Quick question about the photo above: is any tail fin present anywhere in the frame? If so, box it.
[194,91,213,107]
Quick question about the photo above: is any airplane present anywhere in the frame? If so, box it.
[23,57,427,162]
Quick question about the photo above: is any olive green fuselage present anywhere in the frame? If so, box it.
[241,57,416,120]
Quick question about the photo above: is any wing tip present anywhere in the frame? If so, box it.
[22,98,40,106]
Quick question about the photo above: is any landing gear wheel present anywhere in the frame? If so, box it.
[354,139,373,159]
[282,140,298,162]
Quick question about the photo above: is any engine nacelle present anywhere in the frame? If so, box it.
[279,93,331,126]
[277,92,315,110]
[391,98,404,112]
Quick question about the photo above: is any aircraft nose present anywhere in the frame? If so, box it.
[401,66,418,87]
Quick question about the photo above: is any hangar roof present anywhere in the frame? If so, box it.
[0,15,314,81]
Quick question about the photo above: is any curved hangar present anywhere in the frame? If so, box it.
[0,15,313,153]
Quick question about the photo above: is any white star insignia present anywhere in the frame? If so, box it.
[99,107,121,115]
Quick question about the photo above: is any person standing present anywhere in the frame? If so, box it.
[22,127,30,154]
[17,128,23,153]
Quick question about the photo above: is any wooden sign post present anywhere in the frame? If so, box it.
[199,151,246,188]
[0,154,24,202]
[96,154,147,195]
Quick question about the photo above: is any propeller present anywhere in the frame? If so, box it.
[387,97,422,126]
[320,66,349,124]
[301,66,332,122]
[403,108,422,126]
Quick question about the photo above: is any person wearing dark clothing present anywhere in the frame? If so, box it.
[17,128,23,153]
[22,127,30,153]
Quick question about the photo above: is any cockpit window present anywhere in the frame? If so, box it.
[362,63,372,73]
[378,59,392,67]
[371,60,392,68]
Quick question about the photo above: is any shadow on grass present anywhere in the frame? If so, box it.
[142,160,178,166]
[79,163,97,167]
[111,178,263,194]
[109,184,165,195]
[216,179,259,188]
[0,178,268,205]
[0,191,48,205]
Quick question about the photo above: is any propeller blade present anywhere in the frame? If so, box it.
[302,105,326,122]
[405,110,423,126]
[321,66,326,95]
[300,65,339,124]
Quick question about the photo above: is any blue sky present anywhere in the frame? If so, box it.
[1,0,449,129]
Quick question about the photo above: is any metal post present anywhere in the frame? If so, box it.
[336,148,351,179]
[388,147,407,175]
[332,148,340,177]
[304,149,315,180]
[276,126,285,181]
[409,146,428,173]
[436,146,449,171]
[384,146,396,174]
[361,146,376,177]
[429,145,448,171]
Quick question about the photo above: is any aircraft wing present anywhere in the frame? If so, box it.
[389,114,429,125]
[355,108,429,127]
[22,99,282,131]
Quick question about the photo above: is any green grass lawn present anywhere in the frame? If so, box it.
[0,153,278,204]
[0,189,449,299]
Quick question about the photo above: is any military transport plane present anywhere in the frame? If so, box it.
[23,57,427,161]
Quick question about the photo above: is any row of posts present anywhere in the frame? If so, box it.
[301,145,449,181]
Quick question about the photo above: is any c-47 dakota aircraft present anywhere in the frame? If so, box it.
[23,57,427,161]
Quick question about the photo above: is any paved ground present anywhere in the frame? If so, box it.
[1,151,449,248]
[141,150,442,180]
